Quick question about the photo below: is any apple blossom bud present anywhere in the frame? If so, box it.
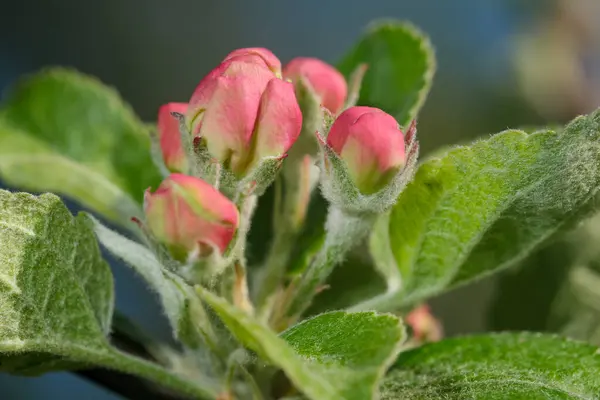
[158,103,188,173]
[224,47,282,77]
[406,304,443,343]
[187,54,301,177]
[187,49,283,136]
[144,174,239,260]
[327,106,406,194]
[283,57,348,114]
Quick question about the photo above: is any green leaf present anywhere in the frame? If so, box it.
[0,68,161,224]
[337,20,435,126]
[281,311,404,400]
[381,333,600,399]
[0,190,217,398]
[198,288,404,400]
[355,109,600,311]
[0,189,114,371]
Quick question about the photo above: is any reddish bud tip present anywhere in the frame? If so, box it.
[283,57,348,114]
[224,47,282,77]
[327,106,406,194]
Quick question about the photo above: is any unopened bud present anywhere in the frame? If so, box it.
[186,51,302,178]
[144,174,239,261]
[327,106,406,195]
[283,57,348,114]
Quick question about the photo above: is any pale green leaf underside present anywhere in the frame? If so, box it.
[0,68,160,225]
[381,333,600,399]
[198,289,404,400]
[0,190,113,372]
[337,20,435,126]
[360,109,600,311]
[89,216,202,346]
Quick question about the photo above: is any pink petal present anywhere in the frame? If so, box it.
[253,78,302,162]
[158,102,188,172]
[224,47,282,76]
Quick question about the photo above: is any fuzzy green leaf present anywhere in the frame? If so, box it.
[381,333,600,399]
[0,190,217,399]
[0,68,161,225]
[281,311,404,400]
[0,190,114,373]
[337,20,435,126]
[198,288,404,400]
[356,110,600,311]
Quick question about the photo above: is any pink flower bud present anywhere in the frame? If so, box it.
[187,54,302,176]
[158,103,188,173]
[224,47,282,77]
[406,304,443,343]
[283,57,348,114]
[187,49,283,134]
[327,106,406,194]
[144,174,239,259]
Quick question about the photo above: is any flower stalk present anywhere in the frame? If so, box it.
[271,206,376,329]
[255,156,318,318]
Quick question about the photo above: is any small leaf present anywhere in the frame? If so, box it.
[281,311,405,400]
[337,20,435,126]
[198,289,404,400]
[0,68,161,225]
[381,333,600,399]
[356,109,600,311]
[0,190,218,399]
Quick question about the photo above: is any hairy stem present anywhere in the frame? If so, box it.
[87,348,219,400]
[223,193,257,311]
[255,157,317,318]
[272,206,375,328]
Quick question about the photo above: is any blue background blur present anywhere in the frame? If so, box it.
[2,0,599,398]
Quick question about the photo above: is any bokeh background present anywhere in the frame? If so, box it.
[1,0,600,398]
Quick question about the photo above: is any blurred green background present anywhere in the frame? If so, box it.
[1,0,600,398]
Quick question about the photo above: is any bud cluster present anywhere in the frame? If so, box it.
[144,46,418,284]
